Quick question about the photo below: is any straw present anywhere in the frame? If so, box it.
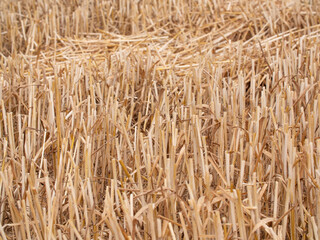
[0,0,320,238]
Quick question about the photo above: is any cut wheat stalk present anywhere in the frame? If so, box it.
[0,0,320,239]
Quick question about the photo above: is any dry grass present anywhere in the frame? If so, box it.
[0,0,320,239]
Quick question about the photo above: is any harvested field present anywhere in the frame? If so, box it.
[1,0,320,239]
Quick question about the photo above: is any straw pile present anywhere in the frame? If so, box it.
[0,0,320,239]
